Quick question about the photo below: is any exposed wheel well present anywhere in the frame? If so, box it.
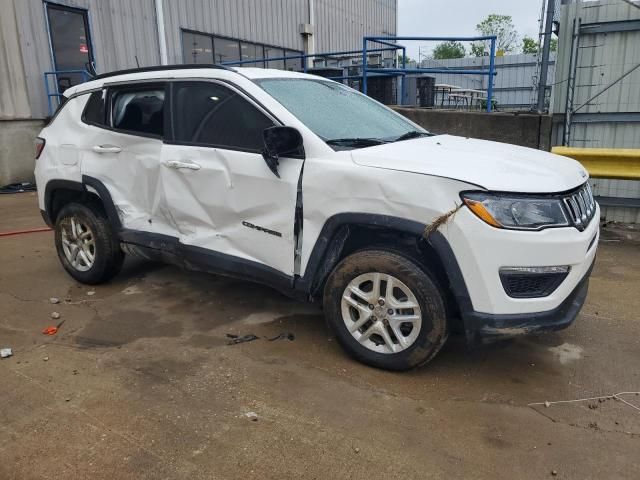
[48,188,105,223]
[310,223,463,331]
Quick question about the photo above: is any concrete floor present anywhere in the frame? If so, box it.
[1,193,639,480]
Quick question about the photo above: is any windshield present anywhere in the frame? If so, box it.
[256,78,430,149]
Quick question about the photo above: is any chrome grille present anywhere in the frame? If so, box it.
[563,183,596,230]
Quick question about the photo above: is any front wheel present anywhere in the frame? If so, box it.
[323,249,448,370]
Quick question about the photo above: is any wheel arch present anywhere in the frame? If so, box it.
[297,213,472,330]
[43,176,121,229]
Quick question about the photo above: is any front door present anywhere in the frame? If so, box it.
[159,80,303,276]
[46,3,94,92]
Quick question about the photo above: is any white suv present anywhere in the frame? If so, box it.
[35,66,599,370]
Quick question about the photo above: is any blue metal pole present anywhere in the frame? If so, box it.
[487,37,496,112]
[401,46,407,105]
[44,74,53,116]
[362,37,368,95]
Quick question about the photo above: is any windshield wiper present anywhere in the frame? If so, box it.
[326,137,388,147]
[393,130,432,142]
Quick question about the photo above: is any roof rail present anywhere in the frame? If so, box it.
[91,63,232,81]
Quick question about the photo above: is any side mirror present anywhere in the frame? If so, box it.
[262,126,305,178]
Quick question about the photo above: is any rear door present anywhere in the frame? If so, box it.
[158,79,303,276]
[79,83,170,235]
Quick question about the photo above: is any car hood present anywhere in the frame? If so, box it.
[350,135,588,193]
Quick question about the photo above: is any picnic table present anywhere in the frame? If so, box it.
[451,88,487,109]
[434,83,460,107]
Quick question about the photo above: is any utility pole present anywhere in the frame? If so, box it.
[536,0,555,112]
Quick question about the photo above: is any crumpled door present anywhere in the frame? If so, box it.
[158,143,303,276]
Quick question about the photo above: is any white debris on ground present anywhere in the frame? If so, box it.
[548,343,583,365]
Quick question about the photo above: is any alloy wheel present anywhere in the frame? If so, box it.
[341,272,422,354]
[60,216,96,272]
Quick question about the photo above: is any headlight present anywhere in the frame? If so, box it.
[461,192,569,230]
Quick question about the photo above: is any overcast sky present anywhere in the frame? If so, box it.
[397,0,543,59]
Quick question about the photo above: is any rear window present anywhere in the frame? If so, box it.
[111,86,165,137]
[81,90,107,126]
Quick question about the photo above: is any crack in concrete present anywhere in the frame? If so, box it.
[528,406,640,439]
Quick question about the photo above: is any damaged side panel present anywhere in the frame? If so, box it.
[299,151,475,277]
[157,144,304,277]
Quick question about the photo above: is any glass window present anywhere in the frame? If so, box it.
[82,90,107,126]
[265,46,285,70]
[111,86,165,137]
[172,81,274,151]
[258,79,423,143]
[284,50,303,71]
[240,42,264,67]
[182,31,214,64]
[213,37,240,64]
[46,4,93,92]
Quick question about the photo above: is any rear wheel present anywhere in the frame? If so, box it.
[323,249,448,370]
[54,203,124,284]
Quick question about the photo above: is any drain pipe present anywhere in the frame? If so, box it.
[305,0,316,69]
[155,0,169,65]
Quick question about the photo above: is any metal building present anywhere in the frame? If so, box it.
[0,0,397,184]
[552,0,640,223]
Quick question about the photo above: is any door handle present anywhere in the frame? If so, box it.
[165,160,201,171]
[92,144,122,154]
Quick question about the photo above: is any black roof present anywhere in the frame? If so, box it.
[90,64,231,81]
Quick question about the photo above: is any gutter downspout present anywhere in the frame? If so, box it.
[155,0,169,65]
[307,0,315,69]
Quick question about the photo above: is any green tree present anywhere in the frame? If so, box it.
[522,36,538,54]
[432,41,466,59]
[471,14,519,57]
[521,36,558,54]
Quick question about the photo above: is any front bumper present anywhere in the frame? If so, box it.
[464,258,594,343]
[445,204,600,315]
[426,201,599,344]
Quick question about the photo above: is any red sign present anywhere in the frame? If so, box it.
[79,44,88,54]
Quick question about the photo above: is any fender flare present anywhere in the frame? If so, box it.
[42,179,84,226]
[294,213,473,315]
[42,176,122,230]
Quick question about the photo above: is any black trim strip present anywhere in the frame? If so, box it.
[120,228,295,296]
[297,213,427,293]
[81,175,122,229]
[91,64,230,81]
[43,179,85,225]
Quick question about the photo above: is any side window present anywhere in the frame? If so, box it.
[82,90,106,126]
[172,81,274,151]
[110,86,165,137]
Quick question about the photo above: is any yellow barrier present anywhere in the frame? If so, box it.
[551,147,640,180]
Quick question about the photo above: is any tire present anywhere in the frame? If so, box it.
[323,249,448,371]
[54,202,124,284]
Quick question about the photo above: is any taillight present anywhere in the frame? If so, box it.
[35,137,46,159]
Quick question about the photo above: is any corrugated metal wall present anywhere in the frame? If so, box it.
[6,0,396,119]
[552,0,640,223]
[313,0,396,52]
[161,0,310,63]
[11,0,161,119]
[161,0,396,63]
[418,53,556,111]
[0,0,32,119]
